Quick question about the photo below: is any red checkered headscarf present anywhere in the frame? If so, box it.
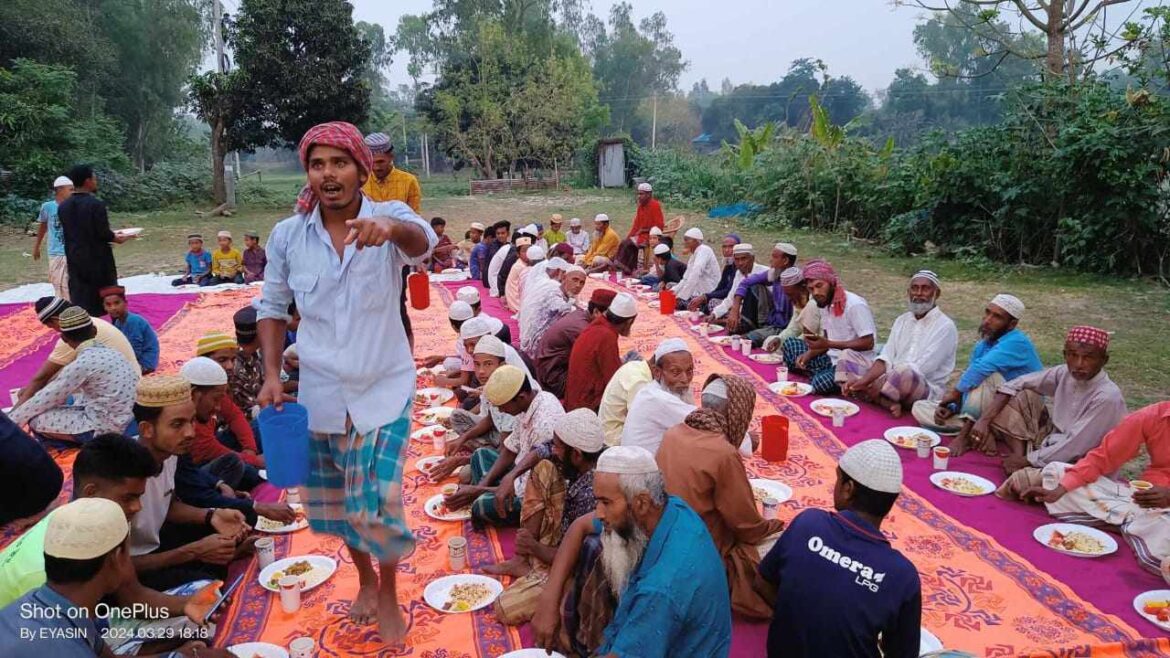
[1066,326,1110,351]
[802,259,847,316]
[294,122,373,214]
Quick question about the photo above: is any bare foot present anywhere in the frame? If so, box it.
[886,400,903,418]
[482,556,531,578]
[349,584,378,626]
[376,589,408,646]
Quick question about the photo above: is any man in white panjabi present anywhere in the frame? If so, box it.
[668,227,721,310]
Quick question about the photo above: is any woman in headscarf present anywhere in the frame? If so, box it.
[655,374,785,619]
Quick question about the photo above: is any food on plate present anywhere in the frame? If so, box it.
[267,560,314,588]
[414,391,429,405]
[1047,529,1106,554]
[780,384,800,396]
[1142,599,1170,623]
[939,477,984,495]
[255,509,306,532]
[892,432,931,448]
[443,582,493,612]
[752,486,770,502]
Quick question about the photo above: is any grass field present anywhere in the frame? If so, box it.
[1,184,1166,409]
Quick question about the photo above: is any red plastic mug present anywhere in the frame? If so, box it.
[761,415,789,462]
[659,288,676,315]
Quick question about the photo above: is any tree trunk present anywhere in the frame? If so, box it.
[1044,0,1066,78]
[211,116,226,205]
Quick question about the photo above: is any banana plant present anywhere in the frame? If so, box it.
[719,118,776,171]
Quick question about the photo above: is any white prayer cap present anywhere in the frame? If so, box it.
[732,243,754,255]
[702,377,728,400]
[556,408,605,453]
[569,217,582,227]
[564,264,587,276]
[470,222,486,232]
[522,223,539,237]
[180,356,228,386]
[911,270,941,289]
[684,227,704,241]
[527,245,546,261]
[839,439,903,494]
[485,316,505,334]
[44,498,129,560]
[653,337,690,361]
[456,286,480,305]
[546,257,569,272]
[653,244,671,256]
[779,267,804,287]
[53,176,73,188]
[473,334,508,358]
[594,213,610,224]
[608,293,638,319]
[217,230,232,239]
[460,316,494,340]
[597,445,659,475]
[637,182,653,193]
[774,242,798,256]
[448,300,474,322]
[649,226,663,237]
[990,294,1025,320]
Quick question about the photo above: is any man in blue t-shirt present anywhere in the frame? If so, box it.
[32,176,75,300]
[757,439,921,658]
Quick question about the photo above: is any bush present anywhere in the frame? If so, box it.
[98,156,213,212]
[0,194,40,227]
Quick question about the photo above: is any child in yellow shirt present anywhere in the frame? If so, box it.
[210,230,244,284]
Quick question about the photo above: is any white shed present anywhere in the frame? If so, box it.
[597,140,626,188]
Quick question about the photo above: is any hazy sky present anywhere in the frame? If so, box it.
[347,0,930,94]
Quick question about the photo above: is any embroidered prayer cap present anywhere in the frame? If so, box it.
[653,337,690,361]
[911,270,941,289]
[649,226,663,237]
[296,122,373,214]
[775,242,798,257]
[597,445,659,475]
[550,214,564,225]
[244,230,260,239]
[684,227,704,241]
[136,374,192,408]
[516,237,533,248]
[653,243,671,256]
[590,289,617,309]
[732,243,754,255]
[456,286,481,305]
[470,222,486,232]
[363,132,392,154]
[839,439,903,494]
[1066,325,1110,351]
[217,230,232,239]
[474,334,508,358]
[594,213,610,224]
[44,498,129,560]
[485,365,526,406]
[449,300,475,322]
[195,331,238,356]
[460,316,494,340]
[989,294,1025,320]
[180,356,228,386]
[637,182,653,193]
[527,245,546,261]
[58,306,93,332]
[53,175,74,188]
[35,296,70,323]
[608,293,638,319]
[556,408,605,453]
[187,234,203,242]
[546,257,569,272]
[98,285,126,300]
[779,267,804,287]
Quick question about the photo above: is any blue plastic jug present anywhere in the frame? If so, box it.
[256,403,309,488]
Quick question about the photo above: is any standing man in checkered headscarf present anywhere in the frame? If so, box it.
[256,122,436,647]
[968,325,1126,476]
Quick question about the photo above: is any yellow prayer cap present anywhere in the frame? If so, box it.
[44,498,129,560]
[485,365,526,406]
[195,331,238,356]
[136,374,192,407]
[58,306,93,332]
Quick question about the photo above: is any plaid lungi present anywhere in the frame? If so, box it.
[305,410,415,562]
[781,337,838,394]
[835,350,930,404]
[496,460,567,625]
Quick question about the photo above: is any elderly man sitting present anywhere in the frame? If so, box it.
[912,294,1042,448]
[781,260,877,395]
[11,307,138,443]
[492,409,605,626]
[1013,401,1170,576]
[531,446,732,657]
[687,234,742,314]
[581,214,621,272]
[520,263,586,356]
[657,374,782,620]
[726,242,798,347]
[966,326,1126,475]
[669,228,722,310]
[705,243,766,330]
[621,339,696,455]
[534,290,616,398]
[840,270,958,418]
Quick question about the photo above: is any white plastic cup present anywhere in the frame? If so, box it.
[730,336,742,351]
[286,488,301,505]
[832,410,845,428]
[432,427,447,452]
[689,311,702,322]
[255,537,275,570]
[278,575,302,613]
[699,324,709,338]
[9,388,20,407]
[448,536,468,571]
[915,435,932,459]
[289,637,315,658]
[741,341,752,357]
[1042,469,1060,491]
[775,367,788,383]
[761,497,780,520]
[933,447,951,470]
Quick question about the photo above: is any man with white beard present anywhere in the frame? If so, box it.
[619,339,695,455]
[532,446,731,657]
